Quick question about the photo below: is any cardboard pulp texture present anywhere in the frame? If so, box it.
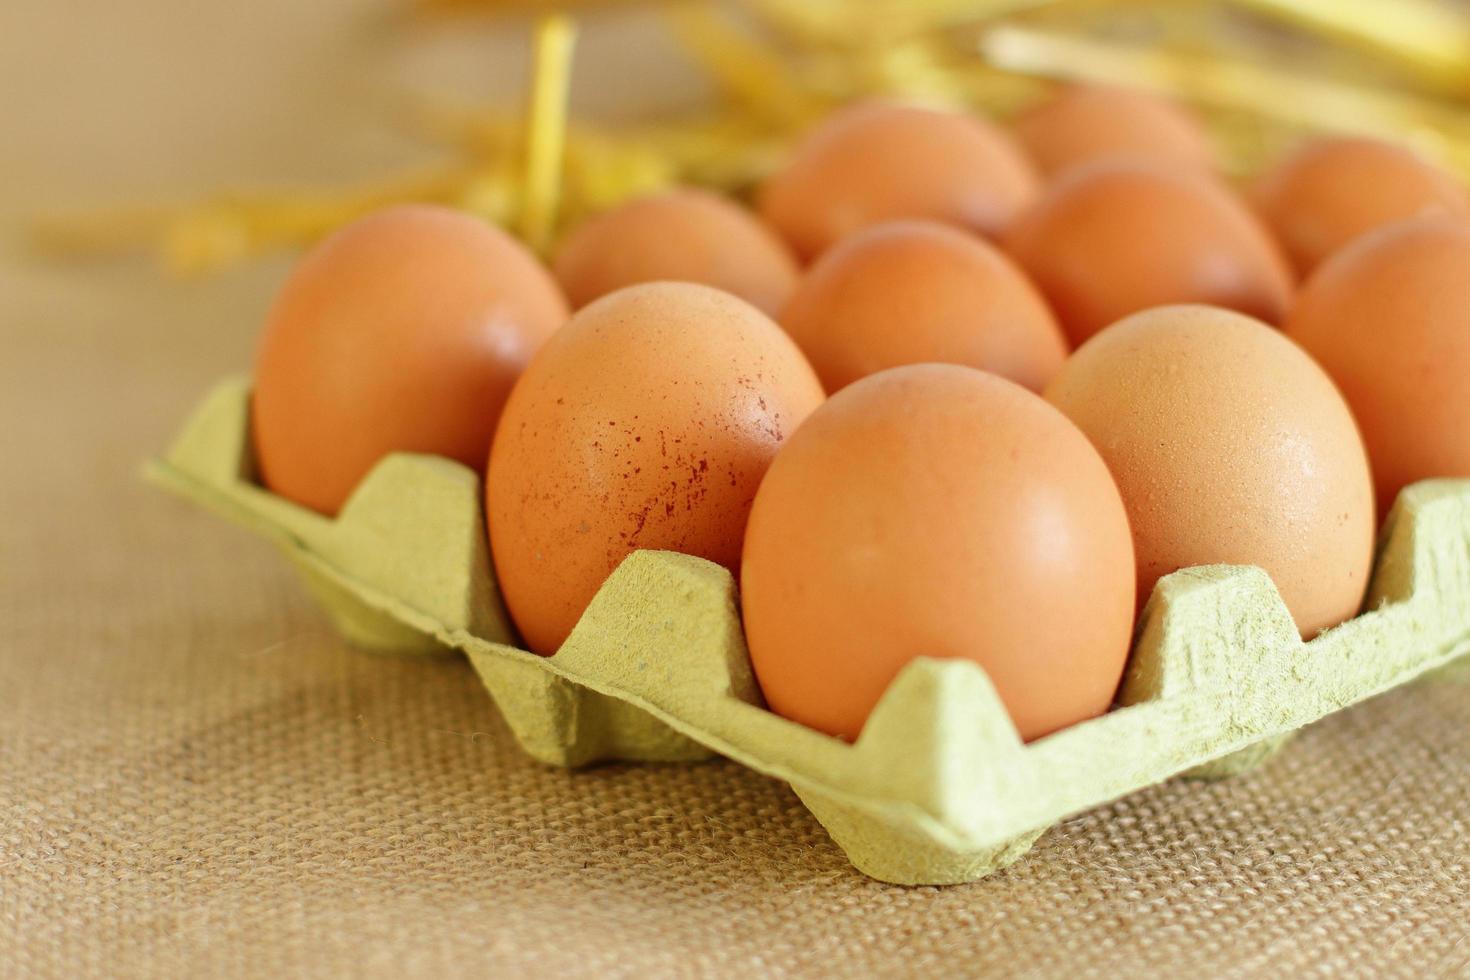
[147,379,1470,885]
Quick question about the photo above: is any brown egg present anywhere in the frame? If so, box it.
[757,101,1040,262]
[1251,136,1470,276]
[487,282,825,655]
[1045,305,1375,637]
[552,187,800,315]
[778,220,1067,393]
[1286,216,1470,511]
[741,364,1136,743]
[252,205,568,515]
[1012,84,1215,179]
[1003,161,1294,346]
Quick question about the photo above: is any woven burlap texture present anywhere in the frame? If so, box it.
[3,1,1469,975]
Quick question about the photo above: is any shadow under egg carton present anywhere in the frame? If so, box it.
[147,378,1470,885]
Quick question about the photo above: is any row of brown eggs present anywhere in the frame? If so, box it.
[250,85,1470,744]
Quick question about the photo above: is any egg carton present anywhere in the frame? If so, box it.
[147,378,1470,885]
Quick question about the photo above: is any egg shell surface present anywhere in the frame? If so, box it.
[741,363,1136,743]
[1045,305,1375,637]
[778,220,1068,393]
[1003,161,1294,346]
[1285,216,1470,511]
[487,281,825,655]
[758,101,1040,262]
[1012,84,1214,179]
[1252,136,1470,275]
[252,204,568,515]
[552,187,799,316]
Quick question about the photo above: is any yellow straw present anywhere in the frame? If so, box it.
[979,25,1470,176]
[663,4,817,129]
[1231,0,1470,94]
[519,13,578,252]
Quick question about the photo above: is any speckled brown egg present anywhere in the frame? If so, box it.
[1286,216,1470,512]
[1251,136,1470,276]
[1045,305,1375,637]
[778,220,1067,392]
[1003,161,1294,346]
[1012,84,1215,179]
[757,101,1040,262]
[741,364,1136,743]
[552,187,800,315]
[252,205,568,515]
[486,282,825,655]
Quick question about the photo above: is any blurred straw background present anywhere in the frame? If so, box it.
[24,0,1470,273]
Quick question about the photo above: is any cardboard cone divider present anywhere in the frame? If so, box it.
[146,378,1470,885]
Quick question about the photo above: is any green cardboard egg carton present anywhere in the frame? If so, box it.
[147,378,1470,885]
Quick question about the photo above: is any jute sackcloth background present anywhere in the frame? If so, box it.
[2,2,1468,977]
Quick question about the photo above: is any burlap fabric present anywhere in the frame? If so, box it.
[3,3,1468,976]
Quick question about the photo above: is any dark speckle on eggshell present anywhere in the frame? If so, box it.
[485,282,825,655]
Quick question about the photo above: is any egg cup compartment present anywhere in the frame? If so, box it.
[145,378,711,765]
[148,379,1470,885]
